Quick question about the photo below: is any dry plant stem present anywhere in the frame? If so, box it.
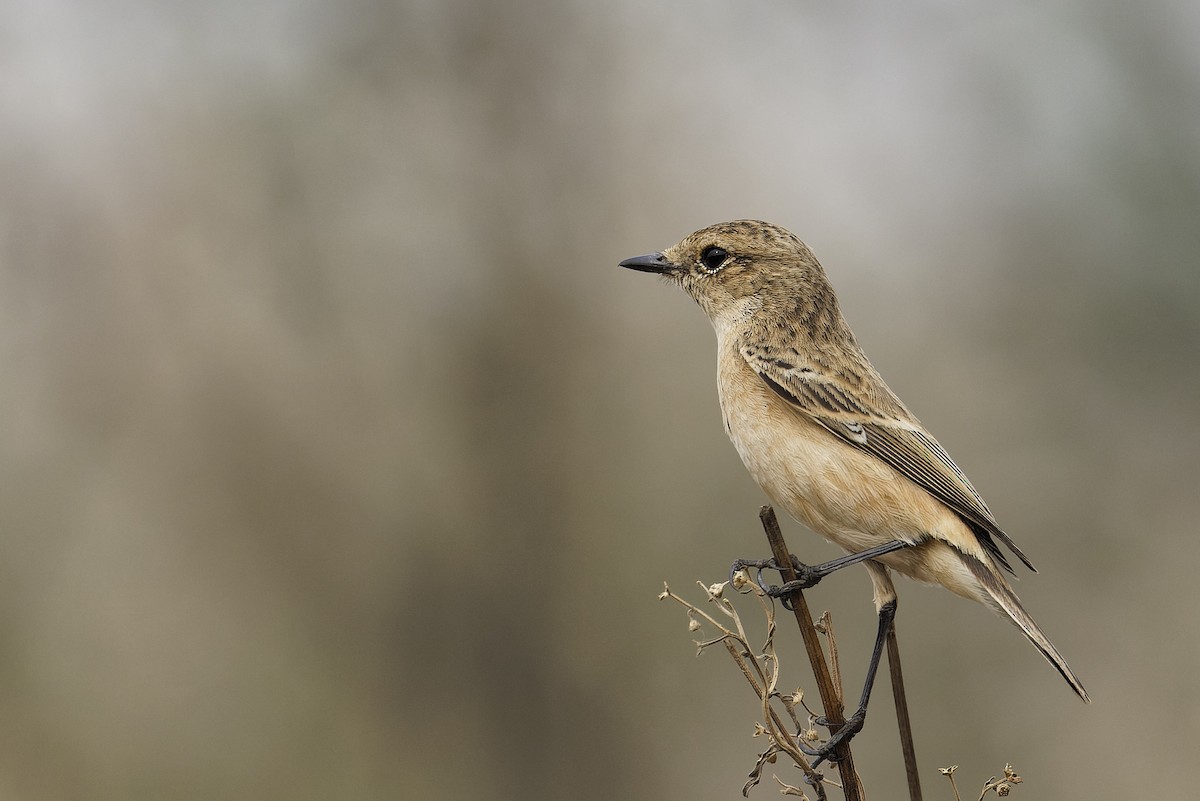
[940,764,1022,801]
[657,581,825,791]
[886,624,923,801]
[816,611,844,701]
[977,765,1022,800]
[718,638,824,788]
[759,506,863,801]
[715,635,817,781]
[944,768,962,801]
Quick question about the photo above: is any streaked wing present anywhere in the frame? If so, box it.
[743,346,1035,573]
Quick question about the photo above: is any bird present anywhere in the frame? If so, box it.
[620,220,1089,759]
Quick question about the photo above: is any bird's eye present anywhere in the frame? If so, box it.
[700,246,729,272]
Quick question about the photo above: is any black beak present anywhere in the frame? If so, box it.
[619,252,677,275]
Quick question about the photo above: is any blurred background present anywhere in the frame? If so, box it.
[1,0,1198,798]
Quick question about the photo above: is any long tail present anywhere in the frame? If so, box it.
[963,554,1091,702]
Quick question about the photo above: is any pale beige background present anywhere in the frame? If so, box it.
[2,1,1197,798]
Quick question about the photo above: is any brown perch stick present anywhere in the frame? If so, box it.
[758,506,863,801]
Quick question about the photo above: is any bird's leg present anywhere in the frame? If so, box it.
[798,598,897,767]
[730,539,910,598]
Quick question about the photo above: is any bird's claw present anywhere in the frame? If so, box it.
[729,555,824,609]
[798,711,865,766]
[728,557,774,588]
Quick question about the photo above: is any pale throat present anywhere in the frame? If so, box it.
[697,293,763,340]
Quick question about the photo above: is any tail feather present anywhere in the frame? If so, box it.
[963,554,1091,703]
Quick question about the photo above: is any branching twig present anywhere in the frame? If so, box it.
[659,580,828,799]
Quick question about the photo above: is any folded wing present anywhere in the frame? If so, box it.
[743,344,1035,573]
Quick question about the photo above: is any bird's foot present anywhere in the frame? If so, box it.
[798,710,866,767]
[729,555,825,607]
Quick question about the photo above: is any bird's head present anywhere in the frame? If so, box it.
[620,220,832,331]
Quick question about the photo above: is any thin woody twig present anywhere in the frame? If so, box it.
[887,623,923,801]
[758,506,863,801]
